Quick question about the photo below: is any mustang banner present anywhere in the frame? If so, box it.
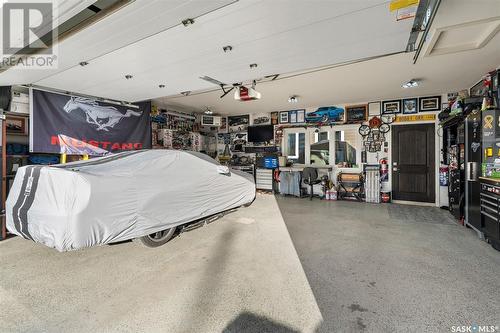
[30,89,151,155]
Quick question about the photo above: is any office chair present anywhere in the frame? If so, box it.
[303,167,321,200]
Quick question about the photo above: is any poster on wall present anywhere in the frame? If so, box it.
[231,132,247,152]
[228,114,249,132]
[253,113,271,125]
[217,133,231,155]
[30,89,151,156]
[220,116,227,132]
[271,112,279,125]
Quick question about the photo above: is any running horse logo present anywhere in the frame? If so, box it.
[63,97,142,131]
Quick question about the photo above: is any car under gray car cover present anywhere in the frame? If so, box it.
[6,150,255,251]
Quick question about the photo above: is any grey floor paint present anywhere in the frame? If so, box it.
[276,196,500,332]
[1,195,499,332]
[0,195,322,333]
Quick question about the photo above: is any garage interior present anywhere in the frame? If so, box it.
[0,0,500,332]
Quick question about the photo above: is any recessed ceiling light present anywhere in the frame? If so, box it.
[159,84,165,88]
[79,61,89,67]
[249,63,258,69]
[402,79,419,88]
[180,91,191,96]
[125,74,133,80]
[222,45,233,53]
[182,18,195,26]
[288,95,298,103]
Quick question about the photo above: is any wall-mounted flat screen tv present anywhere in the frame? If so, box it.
[248,125,274,142]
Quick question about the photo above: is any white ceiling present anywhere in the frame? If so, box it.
[1,0,499,113]
[0,0,413,102]
[155,0,500,115]
[0,0,235,88]
[0,0,95,50]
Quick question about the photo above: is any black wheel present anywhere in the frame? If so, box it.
[139,227,176,247]
[321,115,329,123]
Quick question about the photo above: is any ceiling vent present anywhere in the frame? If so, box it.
[424,17,500,57]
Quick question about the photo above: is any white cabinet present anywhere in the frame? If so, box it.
[256,168,273,191]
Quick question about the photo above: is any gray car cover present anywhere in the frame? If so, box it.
[6,150,255,251]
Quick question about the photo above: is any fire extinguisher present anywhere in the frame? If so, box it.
[380,158,388,182]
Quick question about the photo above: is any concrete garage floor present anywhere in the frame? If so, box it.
[1,195,499,333]
[0,194,322,333]
[276,196,500,332]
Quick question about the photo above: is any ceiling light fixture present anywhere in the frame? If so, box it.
[180,91,191,96]
[402,79,419,88]
[288,95,298,103]
[158,84,165,88]
[125,74,133,80]
[204,109,213,115]
[79,61,89,66]
[249,63,258,69]
[222,45,233,53]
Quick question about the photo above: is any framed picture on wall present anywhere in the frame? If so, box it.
[6,116,26,134]
[345,104,367,123]
[253,113,271,125]
[219,116,227,132]
[381,100,401,114]
[271,111,279,125]
[279,111,289,123]
[297,109,305,123]
[368,102,381,116]
[228,114,249,132]
[289,110,297,123]
[402,98,418,114]
[419,96,441,112]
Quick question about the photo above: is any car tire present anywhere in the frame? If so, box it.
[321,115,329,123]
[139,227,176,247]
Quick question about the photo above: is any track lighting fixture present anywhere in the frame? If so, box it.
[402,79,419,88]
[182,18,195,26]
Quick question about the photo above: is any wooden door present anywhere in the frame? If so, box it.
[392,123,435,203]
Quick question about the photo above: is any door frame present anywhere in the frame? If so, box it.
[390,121,439,206]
